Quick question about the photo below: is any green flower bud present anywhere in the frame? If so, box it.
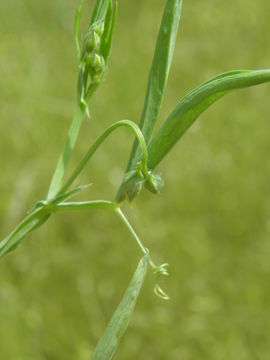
[87,53,98,69]
[84,53,105,85]
[116,170,145,203]
[90,53,105,72]
[145,173,164,194]
[85,31,100,53]
[91,21,104,37]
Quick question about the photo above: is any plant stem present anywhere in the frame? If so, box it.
[47,105,87,200]
[59,120,149,195]
[55,202,149,258]
[54,202,149,258]
[54,200,115,212]
[114,207,148,256]
[0,207,49,259]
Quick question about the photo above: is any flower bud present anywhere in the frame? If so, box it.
[145,173,164,194]
[91,21,104,37]
[94,54,105,74]
[85,31,100,53]
[116,170,145,203]
[85,53,105,85]
[88,53,101,70]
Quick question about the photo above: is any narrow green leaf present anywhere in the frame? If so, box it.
[91,0,110,24]
[126,0,183,172]
[0,210,49,260]
[50,184,92,205]
[47,105,86,199]
[0,184,93,260]
[74,2,83,65]
[102,1,118,62]
[53,200,114,212]
[100,0,112,53]
[147,69,270,169]
[90,255,149,360]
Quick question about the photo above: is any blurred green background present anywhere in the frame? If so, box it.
[1,0,270,359]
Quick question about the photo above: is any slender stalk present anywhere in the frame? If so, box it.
[47,105,87,199]
[114,207,148,256]
[59,120,148,195]
[54,202,148,257]
[54,200,115,212]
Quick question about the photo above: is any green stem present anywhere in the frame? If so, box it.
[47,105,87,199]
[114,207,148,256]
[59,120,148,195]
[54,200,115,212]
[0,207,49,259]
[54,201,148,256]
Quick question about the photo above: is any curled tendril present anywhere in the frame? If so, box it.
[154,284,170,301]
[150,261,170,300]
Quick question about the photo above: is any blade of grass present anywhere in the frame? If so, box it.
[90,254,149,360]
[147,69,270,169]
[126,0,183,172]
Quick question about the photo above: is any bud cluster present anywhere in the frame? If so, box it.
[82,21,106,86]
[116,163,164,204]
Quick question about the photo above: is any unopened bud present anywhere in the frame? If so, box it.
[91,21,104,37]
[85,53,105,84]
[145,173,164,194]
[116,170,145,203]
[85,31,100,53]
[91,54,105,73]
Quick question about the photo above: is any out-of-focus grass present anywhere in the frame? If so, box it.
[1,0,270,359]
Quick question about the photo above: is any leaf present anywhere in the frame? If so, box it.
[73,2,83,64]
[126,0,183,172]
[90,255,149,360]
[0,183,94,260]
[147,69,270,169]
[47,105,86,199]
[102,1,118,63]
[100,0,112,57]
[50,183,92,204]
[0,211,49,260]
[91,0,110,24]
